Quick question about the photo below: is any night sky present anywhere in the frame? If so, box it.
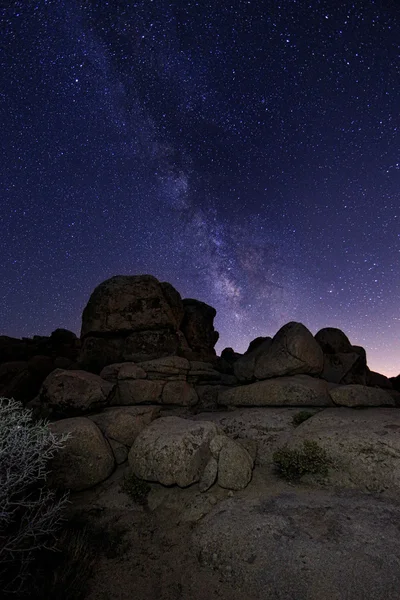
[1,1,399,376]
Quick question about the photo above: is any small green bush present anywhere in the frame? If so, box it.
[273,440,331,481]
[292,410,315,427]
[122,471,150,505]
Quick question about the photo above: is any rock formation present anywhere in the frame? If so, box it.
[78,275,219,372]
[2,273,399,499]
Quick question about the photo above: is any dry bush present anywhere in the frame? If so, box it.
[0,397,71,596]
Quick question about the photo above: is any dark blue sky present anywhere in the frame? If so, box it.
[1,0,399,375]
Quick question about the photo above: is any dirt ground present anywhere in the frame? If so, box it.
[63,461,400,600]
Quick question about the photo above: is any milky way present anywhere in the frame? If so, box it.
[1,1,399,375]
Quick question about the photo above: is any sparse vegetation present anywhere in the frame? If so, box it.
[31,522,95,600]
[122,470,150,505]
[0,397,71,596]
[292,410,315,427]
[273,440,332,481]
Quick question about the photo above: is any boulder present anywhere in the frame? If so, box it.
[88,405,160,446]
[319,352,361,384]
[245,336,272,354]
[129,417,220,487]
[48,417,115,491]
[180,299,219,361]
[107,438,128,465]
[315,327,352,353]
[194,385,221,412]
[367,370,393,389]
[38,369,113,417]
[342,345,368,384]
[81,275,184,337]
[193,491,400,600]
[188,361,221,384]
[218,375,334,407]
[220,347,241,364]
[111,379,164,405]
[287,407,400,496]
[162,380,198,406]
[199,457,218,492]
[217,438,254,490]
[234,338,272,382]
[329,384,395,407]
[254,322,323,380]
[100,362,147,383]
[137,356,190,380]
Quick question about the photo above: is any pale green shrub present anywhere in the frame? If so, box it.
[0,397,71,595]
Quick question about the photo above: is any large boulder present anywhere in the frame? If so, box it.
[315,329,368,385]
[315,327,352,353]
[319,352,361,384]
[79,275,186,371]
[81,275,184,337]
[217,438,254,490]
[38,369,113,417]
[48,417,115,491]
[111,379,164,405]
[88,405,161,447]
[245,336,271,354]
[234,338,272,382]
[367,369,393,389]
[287,407,400,497]
[253,322,323,380]
[193,491,400,600]
[329,384,395,407]
[218,375,334,407]
[180,299,219,361]
[129,417,220,487]
[136,356,190,380]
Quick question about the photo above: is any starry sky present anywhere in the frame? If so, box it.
[1,1,399,376]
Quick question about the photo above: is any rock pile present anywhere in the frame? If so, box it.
[3,273,400,497]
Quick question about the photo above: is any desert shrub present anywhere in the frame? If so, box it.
[273,440,331,481]
[122,470,150,505]
[292,410,315,427]
[0,397,71,596]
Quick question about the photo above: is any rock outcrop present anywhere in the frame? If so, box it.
[180,299,219,362]
[101,357,221,408]
[78,275,219,372]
